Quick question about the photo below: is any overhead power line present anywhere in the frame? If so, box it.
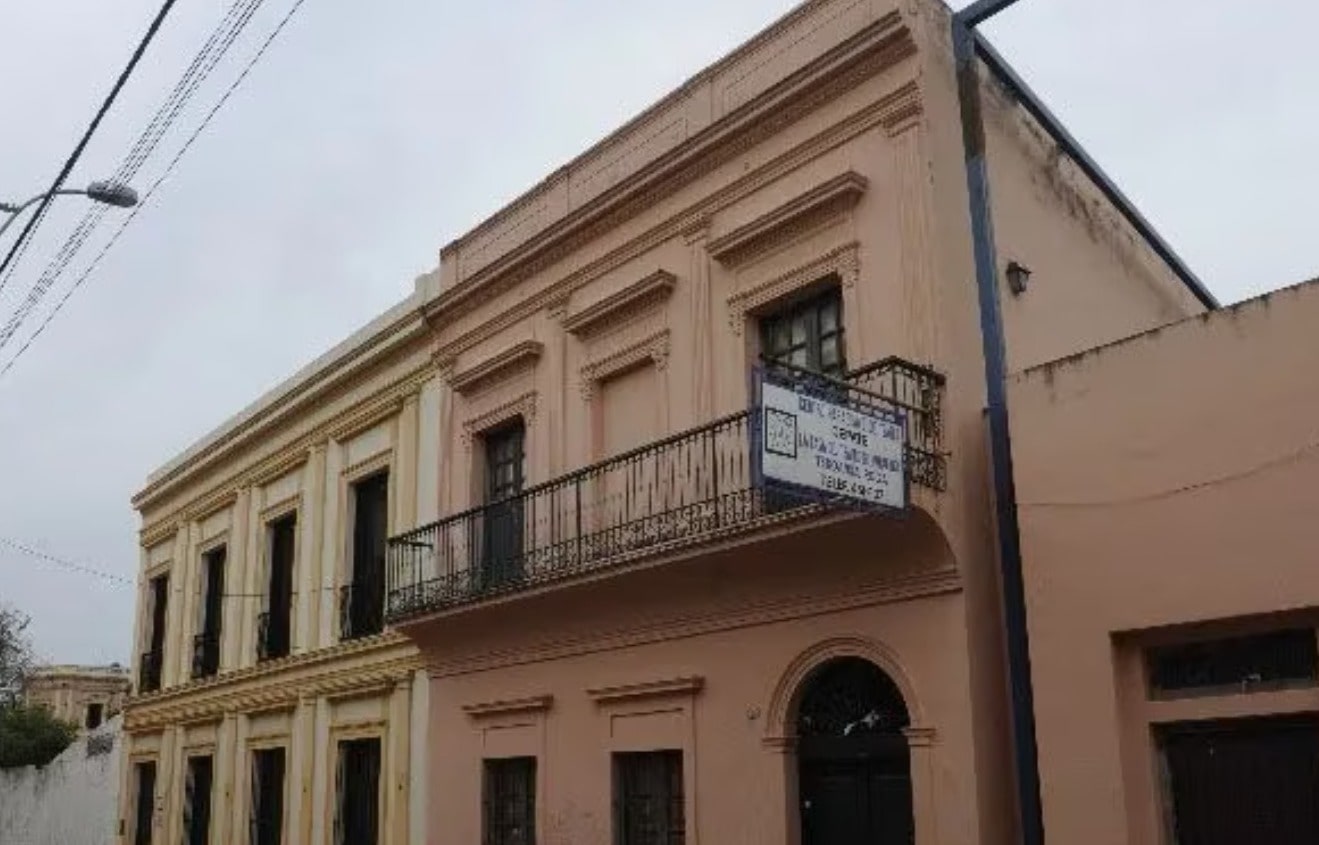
[0,0,274,353]
[0,0,311,382]
[0,0,182,294]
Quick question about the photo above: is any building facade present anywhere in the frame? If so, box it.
[1011,278,1319,845]
[380,1,1206,844]
[120,299,443,845]
[23,664,130,731]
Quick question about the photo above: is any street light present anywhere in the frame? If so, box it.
[0,180,139,239]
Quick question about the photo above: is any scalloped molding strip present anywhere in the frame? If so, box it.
[579,330,671,400]
[561,270,677,338]
[707,171,868,265]
[460,391,539,451]
[461,694,554,719]
[727,241,860,335]
[448,340,544,395]
[587,675,705,705]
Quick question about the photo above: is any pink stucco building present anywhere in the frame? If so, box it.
[383,1,1207,843]
[1012,278,1319,845]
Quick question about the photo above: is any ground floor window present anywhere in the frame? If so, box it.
[484,756,536,845]
[250,747,286,845]
[183,754,213,845]
[132,760,156,845]
[335,737,382,845]
[613,750,684,845]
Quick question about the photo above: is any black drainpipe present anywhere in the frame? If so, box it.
[950,2,1044,844]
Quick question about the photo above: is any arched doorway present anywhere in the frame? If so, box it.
[796,656,914,845]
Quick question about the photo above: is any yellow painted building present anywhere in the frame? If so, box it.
[23,664,130,730]
[120,296,443,845]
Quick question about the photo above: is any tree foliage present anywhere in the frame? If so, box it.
[0,704,79,768]
[0,604,33,706]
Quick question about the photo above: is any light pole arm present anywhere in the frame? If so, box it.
[0,189,92,240]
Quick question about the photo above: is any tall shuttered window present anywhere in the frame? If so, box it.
[133,760,156,845]
[183,755,213,845]
[249,747,286,845]
[334,737,381,845]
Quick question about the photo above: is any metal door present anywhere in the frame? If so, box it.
[1161,715,1319,845]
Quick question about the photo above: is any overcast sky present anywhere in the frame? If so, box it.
[0,0,1314,666]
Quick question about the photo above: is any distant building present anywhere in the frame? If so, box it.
[23,665,130,730]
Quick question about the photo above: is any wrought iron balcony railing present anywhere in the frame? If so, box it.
[139,649,162,693]
[256,610,290,662]
[191,631,220,679]
[339,582,385,641]
[386,358,944,622]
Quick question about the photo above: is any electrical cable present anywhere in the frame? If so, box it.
[0,0,310,381]
[1017,432,1319,509]
[1,532,359,600]
[0,0,182,294]
[0,0,271,352]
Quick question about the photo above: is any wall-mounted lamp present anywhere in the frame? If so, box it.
[1005,260,1032,296]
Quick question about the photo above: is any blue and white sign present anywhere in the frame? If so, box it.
[759,380,906,510]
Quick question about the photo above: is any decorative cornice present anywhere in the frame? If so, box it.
[460,392,539,451]
[137,363,434,540]
[133,310,431,512]
[579,330,671,400]
[461,694,554,719]
[427,73,921,368]
[140,521,179,551]
[727,241,860,335]
[425,15,917,331]
[325,395,405,444]
[561,271,677,338]
[123,635,418,723]
[447,340,544,396]
[587,676,704,705]
[708,172,868,264]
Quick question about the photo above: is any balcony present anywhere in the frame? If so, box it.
[191,631,220,679]
[139,650,162,693]
[386,358,945,623]
[339,582,385,641]
[256,610,290,662]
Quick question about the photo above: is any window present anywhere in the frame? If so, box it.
[483,757,536,845]
[759,286,845,377]
[249,747,286,845]
[141,574,168,692]
[481,422,526,590]
[1148,629,1318,698]
[343,473,389,640]
[132,760,156,845]
[334,737,381,845]
[259,516,296,661]
[183,755,214,845]
[613,751,685,845]
[193,545,225,678]
[86,702,104,730]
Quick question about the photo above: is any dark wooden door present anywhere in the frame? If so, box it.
[1162,716,1319,845]
[800,754,913,845]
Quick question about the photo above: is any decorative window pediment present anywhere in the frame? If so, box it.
[708,171,868,265]
[447,340,543,396]
[561,270,676,339]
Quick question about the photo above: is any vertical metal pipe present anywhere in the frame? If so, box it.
[951,10,1045,845]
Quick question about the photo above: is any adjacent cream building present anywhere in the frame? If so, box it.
[23,664,130,730]
[121,299,442,845]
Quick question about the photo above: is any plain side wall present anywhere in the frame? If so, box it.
[979,66,1206,372]
[0,717,121,845]
[1009,281,1319,845]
